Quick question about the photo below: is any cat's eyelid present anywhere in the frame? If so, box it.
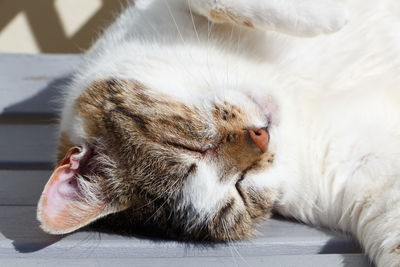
[163,139,218,156]
[164,140,207,154]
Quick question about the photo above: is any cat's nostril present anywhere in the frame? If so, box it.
[249,128,269,153]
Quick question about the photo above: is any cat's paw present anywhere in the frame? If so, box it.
[293,2,350,36]
[188,0,350,37]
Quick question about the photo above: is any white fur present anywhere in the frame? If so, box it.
[182,161,237,217]
[60,0,400,265]
[189,0,350,36]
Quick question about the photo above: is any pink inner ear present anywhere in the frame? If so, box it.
[37,147,105,234]
[44,164,80,219]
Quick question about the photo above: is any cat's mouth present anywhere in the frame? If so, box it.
[235,160,260,203]
[235,181,246,204]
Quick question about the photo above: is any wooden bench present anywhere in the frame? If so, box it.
[0,53,375,266]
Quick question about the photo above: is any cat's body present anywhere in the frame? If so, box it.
[37,0,400,266]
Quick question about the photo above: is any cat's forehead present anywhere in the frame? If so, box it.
[75,79,269,129]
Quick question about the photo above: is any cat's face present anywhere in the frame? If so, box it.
[38,79,279,241]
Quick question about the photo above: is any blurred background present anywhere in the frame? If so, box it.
[0,0,124,54]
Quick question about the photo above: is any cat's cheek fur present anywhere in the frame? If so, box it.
[181,161,233,217]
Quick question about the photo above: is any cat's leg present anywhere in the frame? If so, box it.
[186,0,349,36]
[278,155,400,266]
[340,188,400,267]
[311,166,400,266]
[343,183,400,267]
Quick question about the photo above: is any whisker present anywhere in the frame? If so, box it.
[138,7,161,37]
[134,176,181,211]
[221,219,239,267]
[187,0,200,43]
[144,197,169,224]
[231,222,253,267]
[164,0,186,44]
[222,218,252,267]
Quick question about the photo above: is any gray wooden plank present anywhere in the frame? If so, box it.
[0,124,57,166]
[0,53,81,116]
[0,171,363,256]
[0,254,375,267]
[0,206,361,258]
[0,170,50,205]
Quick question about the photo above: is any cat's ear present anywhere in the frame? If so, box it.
[37,146,113,234]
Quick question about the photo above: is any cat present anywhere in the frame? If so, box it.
[36,0,400,266]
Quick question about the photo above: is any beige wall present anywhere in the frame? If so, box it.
[0,0,124,54]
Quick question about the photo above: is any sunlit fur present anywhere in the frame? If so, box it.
[43,0,400,266]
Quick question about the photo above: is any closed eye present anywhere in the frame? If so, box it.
[164,141,208,155]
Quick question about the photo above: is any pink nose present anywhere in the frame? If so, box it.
[249,128,269,153]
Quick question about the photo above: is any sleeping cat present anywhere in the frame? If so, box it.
[36,0,400,266]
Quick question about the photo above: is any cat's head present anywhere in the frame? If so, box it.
[37,78,280,241]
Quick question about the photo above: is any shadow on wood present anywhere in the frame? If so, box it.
[0,74,71,251]
[319,238,375,267]
[0,206,64,253]
[1,75,72,122]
